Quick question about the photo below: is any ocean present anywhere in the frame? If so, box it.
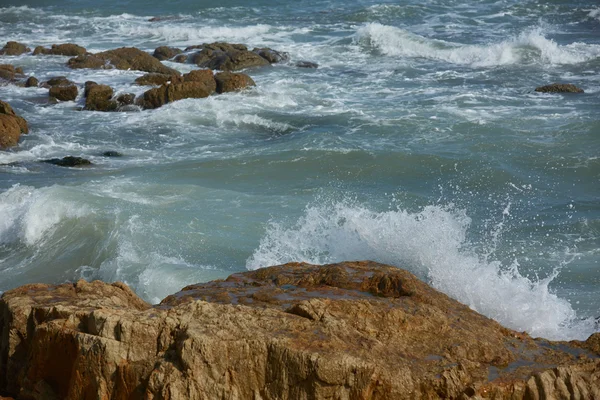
[0,0,598,341]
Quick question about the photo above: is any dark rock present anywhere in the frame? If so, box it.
[173,54,188,63]
[84,84,116,111]
[296,61,319,68]
[189,42,270,71]
[25,77,38,87]
[148,16,179,22]
[15,67,23,74]
[252,47,289,63]
[134,73,179,86]
[43,76,74,88]
[101,151,123,157]
[68,47,180,75]
[0,100,28,149]
[152,46,183,61]
[116,93,135,106]
[32,43,87,56]
[49,85,78,101]
[42,156,92,167]
[84,81,98,97]
[214,71,255,94]
[534,83,584,93]
[0,41,30,56]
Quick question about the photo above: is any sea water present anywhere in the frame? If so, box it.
[0,0,598,341]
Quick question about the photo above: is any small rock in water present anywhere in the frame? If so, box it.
[42,156,92,167]
[214,72,255,94]
[101,151,123,157]
[43,76,74,88]
[33,43,87,57]
[25,76,38,87]
[296,61,319,68]
[0,41,30,56]
[152,46,183,61]
[534,83,584,93]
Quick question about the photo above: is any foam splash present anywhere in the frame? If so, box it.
[355,23,600,67]
[0,184,90,246]
[246,200,597,340]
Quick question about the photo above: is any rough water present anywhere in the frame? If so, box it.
[0,0,598,341]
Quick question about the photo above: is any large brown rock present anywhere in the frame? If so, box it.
[67,47,180,75]
[535,83,584,93]
[32,43,87,56]
[189,42,270,71]
[84,84,116,111]
[0,100,28,149]
[214,71,255,93]
[0,42,30,56]
[134,72,179,86]
[49,85,78,101]
[139,70,216,109]
[0,261,598,400]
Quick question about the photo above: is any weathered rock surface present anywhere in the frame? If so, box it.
[134,72,179,86]
[188,42,271,71]
[0,261,598,400]
[0,100,28,149]
[42,76,74,88]
[41,156,92,167]
[84,83,116,111]
[152,46,183,61]
[24,77,38,87]
[49,85,78,101]
[535,83,584,93]
[67,47,179,75]
[214,71,256,93]
[32,43,87,57]
[138,69,217,109]
[0,42,30,56]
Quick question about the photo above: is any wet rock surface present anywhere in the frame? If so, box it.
[0,100,28,149]
[67,47,179,75]
[535,83,584,93]
[41,156,92,167]
[0,261,598,399]
[0,42,30,56]
[33,43,87,57]
[214,71,256,93]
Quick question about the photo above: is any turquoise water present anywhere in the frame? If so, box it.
[0,0,598,340]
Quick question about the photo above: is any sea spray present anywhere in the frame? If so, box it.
[247,200,596,340]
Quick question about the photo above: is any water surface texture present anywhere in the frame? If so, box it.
[0,0,599,340]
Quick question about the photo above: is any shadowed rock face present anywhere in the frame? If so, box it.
[0,261,598,400]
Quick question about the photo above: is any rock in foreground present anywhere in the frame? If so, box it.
[0,261,598,399]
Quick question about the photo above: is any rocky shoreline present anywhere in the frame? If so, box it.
[0,261,598,399]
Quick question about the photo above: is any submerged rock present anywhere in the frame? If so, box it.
[67,47,179,75]
[33,43,87,56]
[42,156,92,167]
[296,60,319,68]
[0,261,598,399]
[535,83,584,93]
[252,47,289,63]
[0,41,30,56]
[24,76,38,87]
[101,150,123,157]
[0,100,28,149]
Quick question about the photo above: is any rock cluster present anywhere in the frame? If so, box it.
[0,100,28,149]
[0,261,598,399]
[33,43,87,57]
[67,47,180,75]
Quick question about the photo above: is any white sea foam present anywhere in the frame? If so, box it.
[355,23,600,67]
[0,184,90,246]
[247,200,597,340]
